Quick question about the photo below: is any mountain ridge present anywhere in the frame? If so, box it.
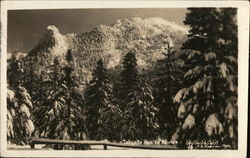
[21,17,188,84]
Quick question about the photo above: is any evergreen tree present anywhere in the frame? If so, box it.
[85,59,121,140]
[153,47,183,139]
[119,51,138,109]
[7,85,34,145]
[121,52,159,142]
[97,98,123,141]
[24,61,42,98]
[7,87,16,143]
[123,76,159,142]
[32,57,62,139]
[33,50,88,143]
[7,57,34,145]
[182,8,221,52]
[173,8,238,149]
[7,59,24,87]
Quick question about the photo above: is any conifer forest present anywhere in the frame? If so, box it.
[7,8,238,150]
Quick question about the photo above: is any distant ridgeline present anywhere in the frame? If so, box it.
[19,17,188,86]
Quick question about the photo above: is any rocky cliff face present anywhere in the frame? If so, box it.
[21,17,188,85]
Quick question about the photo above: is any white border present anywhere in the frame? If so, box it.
[0,1,249,157]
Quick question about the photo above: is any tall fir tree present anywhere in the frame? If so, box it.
[33,50,88,145]
[85,59,121,140]
[123,75,159,142]
[121,52,159,142]
[119,51,138,109]
[7,87,16,143]
[97,101,123,141]
[24,61,42,98]
[7,59,24,87]
[153,47,183,139]
[32,57,62,139]
[172,8,238,149]
[182,8,221,52]
[7,58,34,145]
[7,86,34,145]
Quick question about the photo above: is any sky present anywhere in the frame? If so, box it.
[7,8,187,54]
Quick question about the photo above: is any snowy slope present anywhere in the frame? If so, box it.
[21,17,188,84]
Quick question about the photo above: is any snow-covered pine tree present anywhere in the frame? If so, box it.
[13,85,34,145]
[153,47,183,139]
[7,58,34,145]
[121,52,159,142]
[33,50,88,144]
[85,59,121,140]
[7,85,34,145]
[24,61,42,98]
[124,76,159,142]
[217,8,238,148]
[60,51,88,143]
[7,59,24,87]
[97,102,123,141]
[119,51,138,110]
[7,87,16,143]
[33,57,63,139]
[172,8,238,149]
[7,58,22,143]
[8,55,40,99]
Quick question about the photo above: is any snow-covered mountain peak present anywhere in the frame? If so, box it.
[114,17,188,35]
[23,17,188,84]
[29,25,68,57]
[47,25,60,35]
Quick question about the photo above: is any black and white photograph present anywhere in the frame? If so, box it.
[0,1,248,157]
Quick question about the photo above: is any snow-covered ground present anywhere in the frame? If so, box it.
[7,139,178,150]
[7,143,141,150]
[7,144,50,150]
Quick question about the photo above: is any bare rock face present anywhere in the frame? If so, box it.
[21,17,188,84]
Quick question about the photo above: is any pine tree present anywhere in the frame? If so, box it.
[7,87,16,143]
[33,57,63,139]
[7,85,34,145]
[33,50,88,144]
[182,8,221,52]
[7,58,34,145]
[172,8,238,149]
[85,59,121,140]
[24,62,42,98]
[7,59,24,87]
[14,85,34,145]
[153,47,183,139]
[119,51,138,109]
[123,75,159,142]
[97,98,123,141]
[121,52,159,142]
